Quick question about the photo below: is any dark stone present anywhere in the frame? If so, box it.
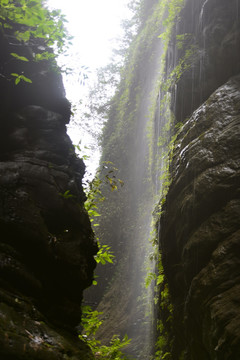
[159,75,240,359]
[0,23,96,360]
[0,290,94,360]
[167,0,240,124]
[0,28,71,121]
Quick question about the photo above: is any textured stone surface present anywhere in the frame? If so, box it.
[0,107,97,358]
[0,26,71,119]
[0,25,96,360]
[159,75,240,359]
[167,0,240,124]
[0,291,93,360]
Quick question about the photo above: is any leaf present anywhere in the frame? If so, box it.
[157,274,164,285]
[118,179,124,186]
[15,30,31,42]
[35,52,56,61]
[3,23,12,29]
[11,73,32,85]
[11,53,29,61]
[20,75,32,83]
[59,190,74,199]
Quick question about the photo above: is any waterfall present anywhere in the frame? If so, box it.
[90,0,240,357]
[198,0,209,102]
[82,0,189,357]
[83,3,172,358]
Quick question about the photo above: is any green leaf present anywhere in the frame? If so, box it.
[59,190,74,199]
[15,31,31,42]
[157,274,164,285]
[20,75,32,83]
[35,52,56,61]
[3,23,12,29]
[11,52,29,62]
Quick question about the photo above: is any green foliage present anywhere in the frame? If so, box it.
[79,306,131,359]
[145,271,156,288]
[10,52,29,62]
[73,141,90,161]
[0,0,70,53]
[95,243,114,265]
[0,0,71,83]
[84,162,124,218]
[176,33,191,50]
[83,162,124,280]
[59,190,74,199]
[79,159,129,357]
[11,72,32,84]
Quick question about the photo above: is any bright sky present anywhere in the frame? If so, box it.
[47,0,131,178]
[47,0,130,69]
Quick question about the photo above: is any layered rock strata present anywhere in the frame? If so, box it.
[159,75,240,359]
[158,1,240,358]
[0,29,96,360]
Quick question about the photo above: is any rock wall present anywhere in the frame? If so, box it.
[159,0,240,358]
[0,26,96,360]
[170,0,240,123]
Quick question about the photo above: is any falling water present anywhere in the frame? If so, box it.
[83,18,173,357]
[198,0,209,102]
[199,0,209,25]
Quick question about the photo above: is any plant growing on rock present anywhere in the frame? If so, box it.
[84,161,124,276]
[79,163,131,358]
[79,306,131,360]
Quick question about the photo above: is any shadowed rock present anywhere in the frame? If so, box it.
[0,24,96,360]
[159,75,240,359]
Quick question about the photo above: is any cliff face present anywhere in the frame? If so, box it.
[93,0,240,358]
[171,0,240,123]
[0,28,96,359]
[160,75,240,359]
[159,0,240,358]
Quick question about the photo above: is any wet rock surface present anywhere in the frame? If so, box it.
[159,75,240,359]
[168,0,240,124]
[0,29,96,360]
[0,292,93,360]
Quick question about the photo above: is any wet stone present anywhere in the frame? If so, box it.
[159,75,240,359]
